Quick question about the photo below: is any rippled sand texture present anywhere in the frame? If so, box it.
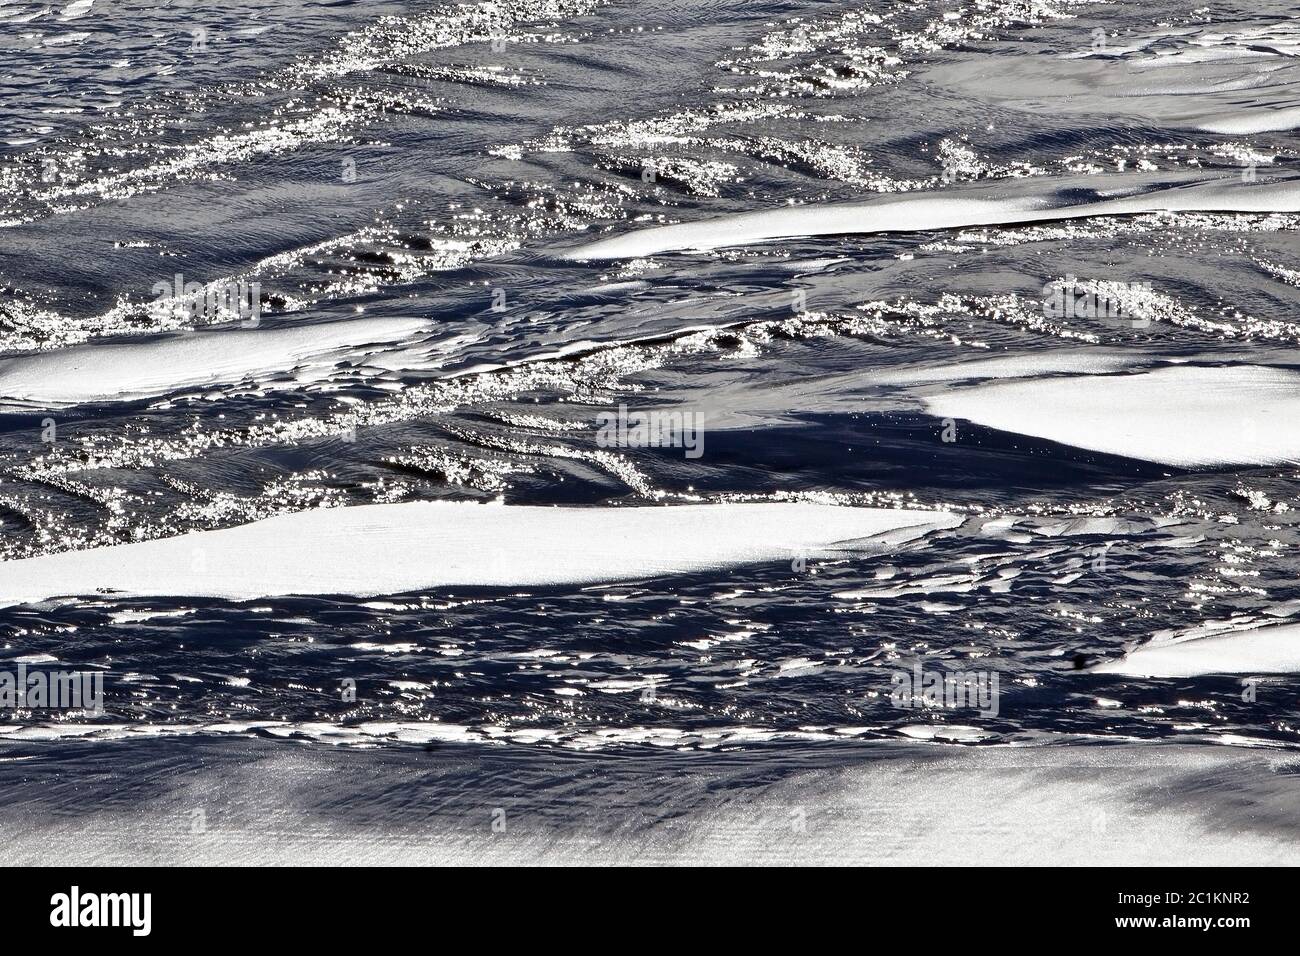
[2,738,1298,865]
[3,0,1300,864]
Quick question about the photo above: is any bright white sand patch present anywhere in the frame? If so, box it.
[0,315,429,408]
[923,364,1300,468]
[0,501,961,607]
[560,172,1300,259]
[1092,622,1300,677]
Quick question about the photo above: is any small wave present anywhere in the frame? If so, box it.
[0,315,437,408]
[560,171,1300,259]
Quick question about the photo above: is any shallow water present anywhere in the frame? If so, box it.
[2,0,1300,858]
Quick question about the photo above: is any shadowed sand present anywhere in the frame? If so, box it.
[2,736,1296,865]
